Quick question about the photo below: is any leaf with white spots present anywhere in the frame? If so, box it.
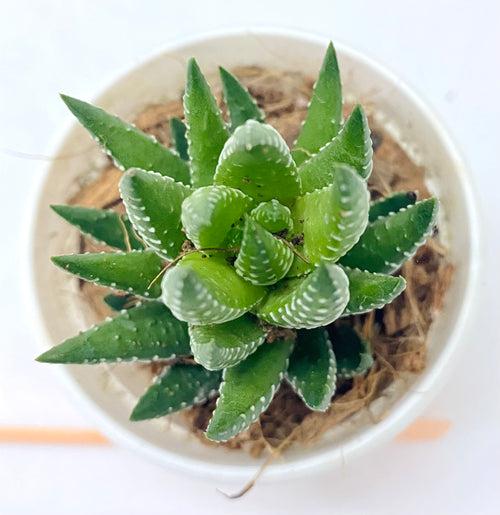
[214,120,301,206]
[184,59,229,187]
[343,267,406,315]
[235,216,293,286]
[292,42,342,166]
[51,204,143,251]
[250,200,292,233]
[52,250,164,298]
[369,191,417,222]
[256,262,349,329]
[169,117,189,161]
[340,198,438,273]
[189,315,266,370]
[330,324,373,378]
[181,185,251,249]
[130,364,221,421]
[298,105,373,192]
[120,168,190,260]
[60,95,190,184]
[205,339,293,441]
[36,301,189,364]
[287,328,336,411]
[292,165,369,264]
[161,253,265,325]
[219,66,264,131]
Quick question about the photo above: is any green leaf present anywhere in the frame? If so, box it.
[169,117,189,161]
[285,254,314,278]
[287,328,336,411]
[330,324,373,378]
[256,262,349,329]
[298,105,373,191]
[250,200,292,233]
[60,95,190,185]
[343,267,406,315]
[292,42,342,166]
[340,198,438,273]
[234,216,293,286]
[130,364,221,421]
[161,253,265,325]
[205,339,293,441]
[292,165,369,264]
[189,315,266,371]
[214,120,301,206]
[369,191,417,222]
[103,293,136,311]
[36,301,189,364]
[120,168,190,260]
[52,250,164,298]
[181,185,251,249]
[219,66,264,131]
[184,59,229,187]
[51,205,143,251]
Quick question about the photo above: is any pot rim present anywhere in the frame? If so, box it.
[25,26,482,481]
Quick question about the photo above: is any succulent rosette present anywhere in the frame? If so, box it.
[38,43,437,442]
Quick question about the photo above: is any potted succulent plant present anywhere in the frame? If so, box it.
[32,30,477,479]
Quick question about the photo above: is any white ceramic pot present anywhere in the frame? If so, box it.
[29,28,480,481]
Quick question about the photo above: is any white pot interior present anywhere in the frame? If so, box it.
[31,29,478,480]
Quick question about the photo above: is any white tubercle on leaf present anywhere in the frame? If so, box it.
[161,253,265,326]
[234,216,293,285]
[181,185,251,248]
[256,262,350,329]
[120,168,190,260]
[214,120,300,206]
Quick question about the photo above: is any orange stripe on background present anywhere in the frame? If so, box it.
[396,418,451,442]
[0,427,110,445]
[0,417,450,446]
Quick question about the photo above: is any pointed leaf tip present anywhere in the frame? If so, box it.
[130,364,220,421]
[184,59,228,188]
[51,204,143,251]
[205,339,293,442]
[234,216,293,285]
[51,250,164,298]
[298,104,373,192]
[60,95,190,184]
[340,197,438,273]
[287,328,336,411]
[36,301,189,364]
[293,42,342,166]
[219,66,264,131]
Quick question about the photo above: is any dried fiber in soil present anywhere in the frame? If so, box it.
[70,67,454,457]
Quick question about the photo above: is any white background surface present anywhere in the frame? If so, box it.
[1,0,499,513]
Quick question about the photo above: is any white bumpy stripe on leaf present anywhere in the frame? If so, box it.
[161,253,265,325]
[189,315,266,370]
[181,185,251,248]
[214,120,301,206]
[120,168,190,260]
[234,216,293,285]
[292,165,369,264]
[256,262,349,329]
[287,328,337,411]
[205,339,293,441]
